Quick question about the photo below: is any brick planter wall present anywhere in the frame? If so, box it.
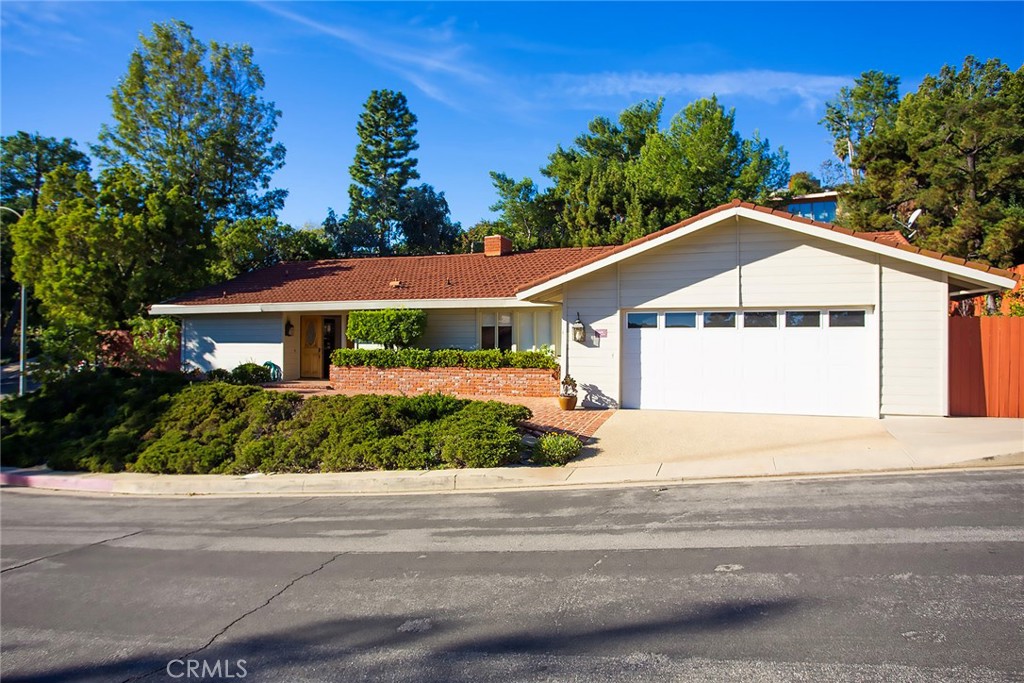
[329,365,559,398]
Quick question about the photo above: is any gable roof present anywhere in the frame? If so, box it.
[515,200,1017,299]
[158,246,617,309]
[152,200,1017,315]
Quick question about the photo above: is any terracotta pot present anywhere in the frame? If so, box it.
[558,395,578,411]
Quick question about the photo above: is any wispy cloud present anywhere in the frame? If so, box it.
[1,1,88,55]
[549,70,851,110]
[255,2,489,108]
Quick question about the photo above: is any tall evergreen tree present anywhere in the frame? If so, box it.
[833,57,1024,268]
[344,90,420,255]
[94,20,286,223]
[399,184,460,255]
[0,132,90,355]
[821,71,901,182]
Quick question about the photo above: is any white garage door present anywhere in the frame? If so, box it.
[622,309,876,417]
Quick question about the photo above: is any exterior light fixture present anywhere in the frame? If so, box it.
[285,320,294,337]
[571,313,586,344]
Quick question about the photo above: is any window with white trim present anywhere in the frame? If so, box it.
[480,311,513,351]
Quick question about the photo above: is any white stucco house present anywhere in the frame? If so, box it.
[150,200,1017,418]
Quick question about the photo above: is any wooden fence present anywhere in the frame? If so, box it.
[948,317,1023,417]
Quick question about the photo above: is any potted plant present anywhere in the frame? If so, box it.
[558,374,578,411]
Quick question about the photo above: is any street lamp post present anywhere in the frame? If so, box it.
[0,206,27,395]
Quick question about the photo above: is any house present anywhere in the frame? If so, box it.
[783,190,839,223]
[150,200,1017,418]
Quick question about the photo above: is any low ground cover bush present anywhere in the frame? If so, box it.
[531,432,583,466]
[331,348,558,370]
[1,373,533,475]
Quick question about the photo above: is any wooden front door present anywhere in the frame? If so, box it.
[300,316,323,378]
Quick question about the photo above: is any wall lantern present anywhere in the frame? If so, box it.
[571,313,586,344]
[284,320,295,337]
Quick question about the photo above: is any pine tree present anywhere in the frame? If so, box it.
[345,90,420,255]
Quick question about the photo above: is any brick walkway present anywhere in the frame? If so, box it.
[265,381,614,442]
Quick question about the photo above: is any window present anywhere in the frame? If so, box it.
[703,312,736,328]
[744,311,777,328]
[785,311,821,328]
[665,312,697,328]
[829,310,866,327]
[627,312,658,329]
[481,312,513,351]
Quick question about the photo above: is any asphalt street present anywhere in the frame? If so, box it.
[1,470,1022,682]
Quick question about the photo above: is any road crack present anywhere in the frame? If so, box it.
[1,529,145,574]
[121,549,348,682]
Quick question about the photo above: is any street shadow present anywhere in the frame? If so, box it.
[3,597,802,682]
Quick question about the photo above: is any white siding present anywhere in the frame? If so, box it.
[420,309,478,349]
[880,260,947,416]
[563,270,621,408]
[739,220,876,307]
[183,314,283,373]
[619,223,739,308]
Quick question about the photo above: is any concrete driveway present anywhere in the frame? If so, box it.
[579,410,1023,477]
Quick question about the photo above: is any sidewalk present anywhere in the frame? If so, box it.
[2,414,1020,496]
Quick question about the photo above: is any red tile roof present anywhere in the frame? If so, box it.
[165,200,1016,307]
[166,247,617,305]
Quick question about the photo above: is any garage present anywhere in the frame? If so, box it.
[622,308,875,417]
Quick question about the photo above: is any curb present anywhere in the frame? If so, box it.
[2,453,1021,497]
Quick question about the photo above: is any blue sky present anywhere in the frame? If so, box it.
[2,2,1022,230]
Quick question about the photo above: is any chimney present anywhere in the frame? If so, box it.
[484,234,514,257]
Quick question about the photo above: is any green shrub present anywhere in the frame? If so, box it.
[347,309,427,348]
[430,348,466,367]
[433,402,532,468]
[462,349,505,369]
[131,383,300,474]
[329,348,557,370]
[532,432,583,466]
[206,368,231,382]
[397,348,433,369]
[0,370,189,472]
[230,362,272,385]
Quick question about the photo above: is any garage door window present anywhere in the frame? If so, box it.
[703,312,736,328]
[829,311,866,327]
[785,311,820,328]
[665,312,697,328]
[744,312,777,328]
[627,312,658,329]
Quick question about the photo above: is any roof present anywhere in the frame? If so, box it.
[515,200,1017,296]
[163,246,617,306]
[156,200,1017,313]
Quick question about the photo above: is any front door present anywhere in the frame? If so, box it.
[322,317,340,378]
[300,316,323,378]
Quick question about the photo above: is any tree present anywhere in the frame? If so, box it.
[94,20,286,223]
[486,173,552,250]
[488,98,788,249]
[788,171,824,195]
[399,184,460,255]
[628,96,788,228]
[344,90,420,255]
[821,71,901,182]
[833,57,1024,268]
[1,132,91,357]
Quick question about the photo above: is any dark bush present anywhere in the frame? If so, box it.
[206,368,231,382]
[229,362,272,385]
[0,370,189,472]
[131,383,301,474]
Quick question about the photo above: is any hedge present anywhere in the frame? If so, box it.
[331,348,558,370]
[346,309,427,348]
[1,372,534,475]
